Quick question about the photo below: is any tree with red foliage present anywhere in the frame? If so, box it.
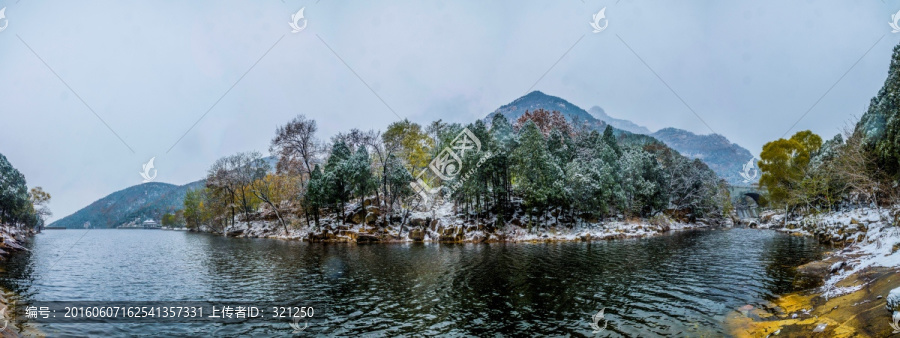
[513,109,572,136]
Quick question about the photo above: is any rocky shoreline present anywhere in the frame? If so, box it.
[209,218,715,244]
[0,225,31,338]
[196,201,725,243]
[727,207,900,337]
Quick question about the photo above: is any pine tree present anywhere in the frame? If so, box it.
[859,43,900,177]
[488,113,516,213]
[325,142,354,223]
[0,153,30,226]
[512,121,560,224]
[383,154,413,225]
[617,148,666,217]
[304,164,326,227]
[602,125,621,156]
[349,146,375,204]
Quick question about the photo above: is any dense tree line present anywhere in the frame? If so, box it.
[0,153,51,230]
[757,126,894,216]
[183,111,730,234]
[758,43,900,215]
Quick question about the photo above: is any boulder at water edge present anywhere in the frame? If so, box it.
[888,287,900,312]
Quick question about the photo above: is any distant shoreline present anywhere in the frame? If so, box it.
[188,215,727,244]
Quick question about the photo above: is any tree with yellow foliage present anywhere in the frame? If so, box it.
[382,119,433,174]
[758,130,822,214]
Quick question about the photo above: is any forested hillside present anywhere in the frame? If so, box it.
[182,101,730,236]
[49,180,205,229]
[485,91,753,185]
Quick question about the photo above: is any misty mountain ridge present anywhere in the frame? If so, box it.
[486,91,754,185]
[48,156,281,229]
[48,180,205,229]
[650,128,754,185]
[588,106,652,135]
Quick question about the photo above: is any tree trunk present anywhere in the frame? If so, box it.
[275,209,288,236]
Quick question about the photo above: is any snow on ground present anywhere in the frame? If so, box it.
[207,201,716,243]
[777,207,900,299]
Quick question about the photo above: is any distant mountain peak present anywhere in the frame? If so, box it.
[485,91,755,186]
[487,91,604,129]
[588,106,651,135]
[651,128,753,185]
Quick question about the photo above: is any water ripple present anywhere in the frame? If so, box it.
[0,228,823,336]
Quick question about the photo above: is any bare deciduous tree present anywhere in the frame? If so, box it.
[833,125,889,206]
[250,173,299,235]
[270,114,319,178]
[207,152,267,234]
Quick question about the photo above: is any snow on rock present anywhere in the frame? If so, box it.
[812,322,827,333]
[202,200,716,243]
[829,261,846,274]
[888,287,900,312]
[0,225,30,257]
[784,207,900,299]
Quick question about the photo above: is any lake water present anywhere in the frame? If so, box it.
[0,228,823,336]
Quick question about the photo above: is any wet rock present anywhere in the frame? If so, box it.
[365,212,378,225]
[347,208,366,224]
[365,206,380,216]
[441,227,456,237]
[794,258,844,288]
[439,234,464,242]
[408,229,425,242]
[429,219,440,231]
[471,233,487,243]
[357,234,380,243]
[409,217,426,228]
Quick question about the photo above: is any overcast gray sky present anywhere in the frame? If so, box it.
[1,0,898,222]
